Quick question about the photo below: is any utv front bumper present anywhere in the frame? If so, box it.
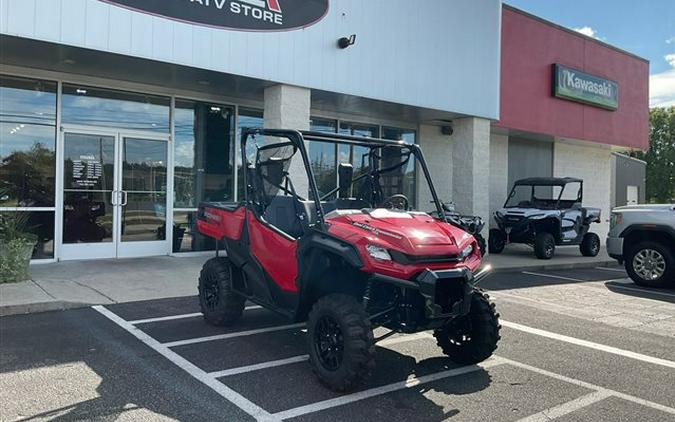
[370,266,491,320]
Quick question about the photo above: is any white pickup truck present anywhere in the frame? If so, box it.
[607,204,675,288]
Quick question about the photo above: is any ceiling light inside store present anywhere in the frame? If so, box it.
[76,89,87,95]
[210,106,221,112]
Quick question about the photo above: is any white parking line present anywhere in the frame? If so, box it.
[92,305,277,422]
[501,320,675,370]
[272,357,507,420]
[502,357,675,417]
[129,306,263,325]
[163,323,306,348]
[522,271,586,282]
[595,266,627,273]
[515,391,612,422]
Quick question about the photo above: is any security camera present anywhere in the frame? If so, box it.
[441,125,454,136]
[338,34,357,49]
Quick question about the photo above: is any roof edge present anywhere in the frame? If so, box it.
[503,4,649,64]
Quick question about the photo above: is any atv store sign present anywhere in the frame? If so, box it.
[553,64,618,111]
[100,0,330,31]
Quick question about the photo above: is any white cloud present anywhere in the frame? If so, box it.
[650,69,675,108]
[573,26,604,40]
[667,36,675,44]
[666,53,675,68]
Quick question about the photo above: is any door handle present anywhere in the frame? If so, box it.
[111,190,118,206]
[121,191,128,206]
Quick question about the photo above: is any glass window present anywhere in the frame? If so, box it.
[62,85,170,132]
[1,76,56,125]
[0,211,55,259]
[0,123,56,207]
[381,127,417,207]
[236,108,264,199]
[174,100,235,208]
[339,122,379,201]
[309,118,338,198]
[172,211,216,253]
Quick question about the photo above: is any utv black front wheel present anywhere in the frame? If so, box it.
[534,232,555,260]
[198,257,246,326]
[434,290,501,365]
[580,233,601,257]
[307,294,375,392]
[488,229,505,254]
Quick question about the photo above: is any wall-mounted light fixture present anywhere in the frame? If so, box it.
[338,34,356,49]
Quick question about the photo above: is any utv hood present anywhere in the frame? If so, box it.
[326,209,474,256]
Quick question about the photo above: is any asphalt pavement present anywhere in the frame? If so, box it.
[1,265,674,422]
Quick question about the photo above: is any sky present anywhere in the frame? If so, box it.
[505,0,675,108]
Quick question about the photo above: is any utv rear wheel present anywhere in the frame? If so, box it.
[580,233,601,257]
[625,241,675,288]
[488,229,505,254]
[434,290,501,365]
[198,257,246,326]
[307,294,375,392]
[534,232,555,260]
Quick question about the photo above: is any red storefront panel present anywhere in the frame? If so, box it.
[497,6,649,149]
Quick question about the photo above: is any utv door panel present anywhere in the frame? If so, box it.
[247,212,300,293]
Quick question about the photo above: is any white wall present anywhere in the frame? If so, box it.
[417,125,453,212]
[553,140,612,242]
[0,0,501,119]
[489,133,509,228]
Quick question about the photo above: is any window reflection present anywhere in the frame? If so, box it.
[62,85,170,132]
[174,100,235,208]
[172,211,216,252]
[0,211,55,259]
[309,118,338,198]
[0,76,56,125]
[236,108,264,199]
[0,76,57,208]
[381,127,417,206]
[339,122,379,201]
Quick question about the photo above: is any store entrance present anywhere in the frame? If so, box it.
[59,128,169,260]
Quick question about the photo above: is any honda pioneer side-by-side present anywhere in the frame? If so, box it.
[196,129,500,391]
[489,177,602,260]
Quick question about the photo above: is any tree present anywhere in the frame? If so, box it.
[637,107,675,203]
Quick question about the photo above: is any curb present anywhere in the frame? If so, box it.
[487,259,617,274]
[0,300,95,317]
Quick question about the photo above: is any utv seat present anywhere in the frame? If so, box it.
[263,195,307,238]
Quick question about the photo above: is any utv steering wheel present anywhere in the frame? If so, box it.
[381,194,410,211]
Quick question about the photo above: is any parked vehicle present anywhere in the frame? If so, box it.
[196,129,500,391]
[438,202,487,256]
[607,204,675,288]
[490,177,601,260]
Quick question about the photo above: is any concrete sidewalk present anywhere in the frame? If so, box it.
[1,247,615,316]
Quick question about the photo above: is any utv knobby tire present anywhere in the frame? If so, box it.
[198,257,246,326]
[625,241,675,288]
[580,232,601,257]
[434,290,501,365]
[534,232,555,260]
[307,294,375,392]
[488,229,505,254]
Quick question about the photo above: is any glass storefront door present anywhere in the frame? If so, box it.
[60,129,169,260]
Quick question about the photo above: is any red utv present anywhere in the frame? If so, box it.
[197,129,500,391]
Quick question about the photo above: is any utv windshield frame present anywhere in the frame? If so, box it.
[503,177,584,210]
[240,128,448,227]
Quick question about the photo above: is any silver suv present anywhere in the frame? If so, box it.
[607,204,675,288]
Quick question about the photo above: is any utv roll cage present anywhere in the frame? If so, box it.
[505,177,584,210]
[240,128,449,226]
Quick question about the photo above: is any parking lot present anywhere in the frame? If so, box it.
[2,265,675,421]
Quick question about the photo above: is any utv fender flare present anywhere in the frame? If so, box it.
[298,233,364,269]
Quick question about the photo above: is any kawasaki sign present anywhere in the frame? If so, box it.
[100,0,329,31]
[553,64,618,111]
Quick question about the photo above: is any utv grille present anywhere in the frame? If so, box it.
[389,250,460,265]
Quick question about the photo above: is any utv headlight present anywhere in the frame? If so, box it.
[366,245,392,261]
[459,244,474,259]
